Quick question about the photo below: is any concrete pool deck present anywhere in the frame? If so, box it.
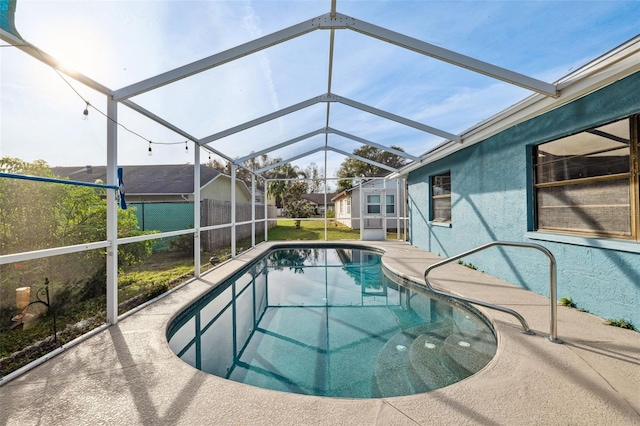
[1,240,639,425]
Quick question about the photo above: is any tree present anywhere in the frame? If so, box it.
[282,180,314,228]
[266,163,307,211]
[335,146,408,191]
[304,162,324,193]
[0,158,62,255]
[0,157,152,266]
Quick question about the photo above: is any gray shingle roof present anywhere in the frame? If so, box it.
[301,193,338,206]
[51,165,222,194]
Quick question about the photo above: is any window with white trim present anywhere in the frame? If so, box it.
[534,115,639,239]
[386,194,395,214]
[346,198,351,214]
[431,171,451,222]
[366,194,381,214]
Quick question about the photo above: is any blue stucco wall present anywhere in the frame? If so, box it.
[408,71,640,326]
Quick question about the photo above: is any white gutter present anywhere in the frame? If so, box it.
[390,35,640,179]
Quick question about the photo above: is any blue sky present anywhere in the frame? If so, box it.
[2,0,640,180]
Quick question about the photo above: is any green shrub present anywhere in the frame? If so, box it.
[604,318,636,330]
[559,297,577,308]
[168,233,194,255]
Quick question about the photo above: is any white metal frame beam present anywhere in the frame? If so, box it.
[254,143,398,175]
[113,16,333,100]
[233,128,326,164]
[326,127,419,161]
[105,98,118,324]
[201,96,325,145]
[328,13,558,97]
[120,99,237,164]
[255,146,326,174]
[201,92,458,151]
[233,126,416,172]
[327,146,398,172]
[328,94,461,142]
[0,29,113,96]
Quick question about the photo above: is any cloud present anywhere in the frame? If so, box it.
[242,1,279,112]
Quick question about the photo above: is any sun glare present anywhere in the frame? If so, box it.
[47,22,111,77]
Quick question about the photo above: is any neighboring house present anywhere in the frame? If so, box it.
[254,189,264,205]
[51,164,259,235]
[332,179,406,239]
[397,39,640,326]
[51,164,253,203]
[301,193,337,215]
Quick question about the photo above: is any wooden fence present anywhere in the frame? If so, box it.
[201,200,277,251]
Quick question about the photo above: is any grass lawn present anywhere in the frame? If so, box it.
[269,219,360,240]
[268,219,404,241]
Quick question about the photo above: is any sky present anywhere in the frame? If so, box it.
[2,0,640,180]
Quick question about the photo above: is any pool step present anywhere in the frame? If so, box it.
[441,331,496,375]
[371,317,498,398]
[388,306,427,330]
[407,326,467,390]
[371,320,456,397]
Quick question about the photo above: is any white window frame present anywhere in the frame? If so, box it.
[366,194,382,215]
[431,171,451,222]
[386,194,395,214]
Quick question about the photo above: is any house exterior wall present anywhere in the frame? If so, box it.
[407,71,640,326]
[334,179,406,231]
[190,177,251,204]
[334,193,354,228]
[124,177,251,204]
[126,195,185,203]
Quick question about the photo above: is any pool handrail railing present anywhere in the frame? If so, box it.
[423,241,560,343]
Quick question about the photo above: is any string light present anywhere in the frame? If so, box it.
[24,45,196,154]
[82,102,89,120]
[143,140,195,155]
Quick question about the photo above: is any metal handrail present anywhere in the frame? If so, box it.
[424,241,559,343]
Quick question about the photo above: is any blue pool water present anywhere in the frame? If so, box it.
[167,246,497,398]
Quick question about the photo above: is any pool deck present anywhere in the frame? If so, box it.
[1,240,639,425]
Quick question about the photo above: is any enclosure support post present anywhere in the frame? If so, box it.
[251,174,256,248]
[396,179,401,240]
[323,188,328,241]
[231,164,236,258]
[106,97,118,324]
[404,179,408,242]
[324,146,328,241]
[194,146,201,278]
[264,179,269,242]
[382,180,387,239]
[359,181,364,239]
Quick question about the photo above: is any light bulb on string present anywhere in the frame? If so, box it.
[185,141,189,155]
[148,142,153,156]
[82,102,89,121]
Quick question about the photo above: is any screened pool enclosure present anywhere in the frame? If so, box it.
[0,0,566,381]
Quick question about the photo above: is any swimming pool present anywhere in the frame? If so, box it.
[167,246,497,398]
